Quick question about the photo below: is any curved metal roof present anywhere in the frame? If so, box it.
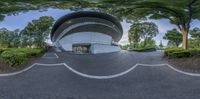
[51,11,123,42]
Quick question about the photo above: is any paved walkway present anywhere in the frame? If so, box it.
[0,51,200,99]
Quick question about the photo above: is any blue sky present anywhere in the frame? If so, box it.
[0,8,199,46]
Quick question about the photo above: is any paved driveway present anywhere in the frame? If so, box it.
[0,51,200,99]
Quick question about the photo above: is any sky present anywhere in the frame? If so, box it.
[0,8,200,46]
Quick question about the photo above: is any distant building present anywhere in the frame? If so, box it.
[50,11,123,54]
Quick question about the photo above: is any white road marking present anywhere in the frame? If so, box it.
[138,63,200,77]
[137,63,166,67]
[36,63,63,66]
[1,62,200,78]
[0,63,64,77]
[0,63,37,77]
[54,53,59,58]
[42,53,59,58]
[63,63,138,79]
[166,64,200,76]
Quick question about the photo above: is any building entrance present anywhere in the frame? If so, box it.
[72,44,91,54]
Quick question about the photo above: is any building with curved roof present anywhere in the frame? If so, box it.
[51,11,123,54]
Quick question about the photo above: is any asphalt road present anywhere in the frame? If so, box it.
[0,51,200,99]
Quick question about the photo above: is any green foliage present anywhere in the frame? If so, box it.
[128,23,141,48]
[138,37,156,48]
[0,48,44,66]
[120,44,130,50]
[159,40,163,48]
[97,0,200,49]
[1,51,27,66]
[163,28,182,47]
[6,48,43,57]
[0,1,79,21]
[21,16,54,48]
[164,48,184,56]
[188,27,200,48]
[132,47,156,52]
[188,39,200,48]
[0,48,6,54]
[190,27,200,38]
[0,16,54,48]
[0,0,97,22]
[0,28,21,48]
[172,51,191,58]
[128,22,158,48]
[164,48,200,58]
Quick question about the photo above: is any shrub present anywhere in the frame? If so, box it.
[187,49,200,56]
[1,51,27,66]
[164,48,184,56]
[0,48,44,66]
[172,51,191,58]
[0,48,6,54]
[132,47,156,52]
[164,48,200,58]
[6,48,43,57]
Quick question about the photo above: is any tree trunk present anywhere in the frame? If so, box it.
[144,37,147,48]
[181,28,188,49]
[175,42,179,48]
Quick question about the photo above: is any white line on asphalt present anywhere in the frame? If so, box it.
[36,63,63,66]
[0,63,65,77]
[137,63,166,67]
[1,63,200,78]
[0,63,37,77]
[54,53,59,58]
[166,64,200,76]
[63,63,138,79]
[138,63,200,77]
[42,53,59,58]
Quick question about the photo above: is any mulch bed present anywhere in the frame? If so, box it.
[0,56,41,74]
[165,56,200,73]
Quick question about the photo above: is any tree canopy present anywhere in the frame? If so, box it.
[21,16,54,48]
[128,22,158,48]
[97,0,200,49]
[1,0,200,49]
[163,28,182,47]
[0,0,90,21]
[189,27,200,48]
[0,28,21,48]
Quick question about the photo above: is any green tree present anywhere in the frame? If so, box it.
[21,16,54,48]
[128,23,141,48]
[97,0,200,49]
[189,27,200,48]
[139,37,156,48]
[190,27,200,38]
[128,22,158,48]
[0,0,80,21]
[163,29,182,48]
[120,44,130,50]
[0,28,21,48]
[159,40,163,48]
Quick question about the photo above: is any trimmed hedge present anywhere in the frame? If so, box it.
[1,51,27,66]
[132,47,156,52]
[172,51,191,58]
[0,48,44,66]
[164,48,200,58]
[164,48,184,56]
[0,48,6,54]
[6,48,44,57]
